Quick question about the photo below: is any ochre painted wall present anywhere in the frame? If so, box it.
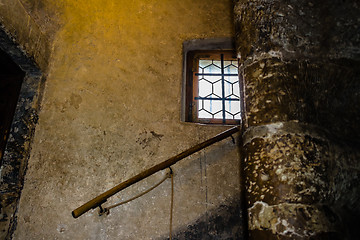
[4,1,241,239]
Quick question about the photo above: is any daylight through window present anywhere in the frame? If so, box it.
[185,50,240,124]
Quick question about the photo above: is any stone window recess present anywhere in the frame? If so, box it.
[0,26,44,239]
[184,50,240,124]
[0,49,25,164]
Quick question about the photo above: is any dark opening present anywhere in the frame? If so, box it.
[0,49,25,165]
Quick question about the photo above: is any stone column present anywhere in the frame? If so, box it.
[234,0,360,239]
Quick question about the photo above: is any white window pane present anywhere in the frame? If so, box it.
[225,101,240,116]
[203,75,220,83]
[212,60,222,69]
[198,79,212,97]
[198,109,212,118]
[203,100,222,115]
[213,111,223,119]
[225,75,239,84]
[224,65,238,74]
[199,60,212,69]
[199,60,221,74]
[193,53,240,122]
[213,80,222,98]
[234,112,241,120]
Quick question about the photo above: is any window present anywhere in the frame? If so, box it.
[184,50,240,124]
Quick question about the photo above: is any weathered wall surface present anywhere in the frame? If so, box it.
[235,0,360,142]
[0,28,45,239]
[234,0,360,239]
[0,0,61,70]
[2,1,242,239]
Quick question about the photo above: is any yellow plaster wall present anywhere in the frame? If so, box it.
[11,1,241,239]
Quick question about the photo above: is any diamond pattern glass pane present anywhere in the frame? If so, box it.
[203,100,222,116]
[224,75,239,84]
[199,60,212,68]
[198,79,212,98]
[199,60,221,73]
[195,53,240,122]
[213,111,223,119]
[212,60,222,69]
[225,101,241,119]
[198,109,212,119]
[224,60,238,72]
[204,75,221,84]
[213,80,222,97]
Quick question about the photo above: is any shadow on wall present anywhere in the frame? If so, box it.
[159,135,244,240]
[160,197,244,240]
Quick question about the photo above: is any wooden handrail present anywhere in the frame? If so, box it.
[72,126,240,218]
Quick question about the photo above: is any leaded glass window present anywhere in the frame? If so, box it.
[185,50,240,124]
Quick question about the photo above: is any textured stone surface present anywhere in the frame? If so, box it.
[242,59,360,144]
[234,0,360,239]
[0,26,44,240]
[235,0,360,145]
[1,1,243,240]
[243,122,360,238]
[234,0,360,62]
[248,202,340,239]
[0,0,61,70]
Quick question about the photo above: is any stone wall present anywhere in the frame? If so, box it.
[0,26,44,240]
[3,0,358,239]
[0,0,61,70]
[234,0,360,239]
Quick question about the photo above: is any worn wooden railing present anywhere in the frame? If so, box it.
[72,126,240,218]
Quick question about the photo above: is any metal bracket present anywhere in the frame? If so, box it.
[230,135,235,144]
[98,204,110,216]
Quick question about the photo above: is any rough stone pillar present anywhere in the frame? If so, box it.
[234,0,360,239]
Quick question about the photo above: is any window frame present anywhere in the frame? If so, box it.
[184,49,240,125]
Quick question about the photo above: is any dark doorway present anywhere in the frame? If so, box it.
[0,49,25,165]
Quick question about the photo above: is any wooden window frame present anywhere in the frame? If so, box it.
[185,50,240,125]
